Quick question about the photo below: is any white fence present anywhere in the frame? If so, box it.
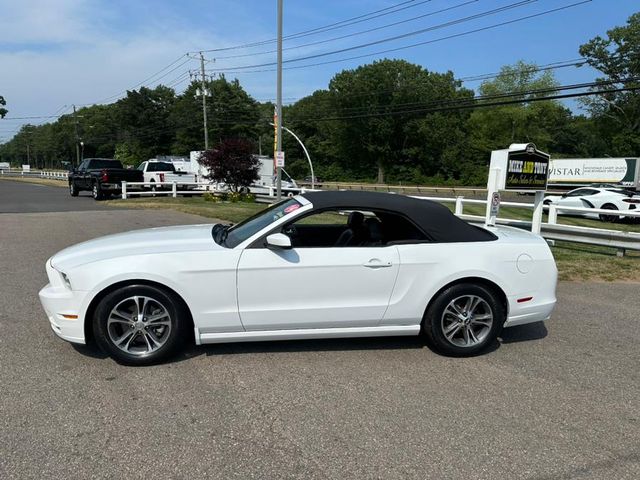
[0,169,68,179]
[121,181,215,198]
[417,195,640,255]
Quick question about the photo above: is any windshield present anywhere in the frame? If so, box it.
[222,198,302,248]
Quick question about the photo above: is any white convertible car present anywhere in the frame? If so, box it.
[544,186,640,222]
[39,191,557,365]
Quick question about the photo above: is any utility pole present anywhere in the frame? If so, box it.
[73,105,80,167]
[275,0,283,200]
[200,52,210,150]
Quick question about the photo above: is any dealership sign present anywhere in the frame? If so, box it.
[485,143,550,231]
[505,145,550,191]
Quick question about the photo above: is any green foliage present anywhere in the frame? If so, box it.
[579,12,640,156]
[202,191,220,202]
[2,14,639,183]
[0,95,7,118]
[113,142,139,167]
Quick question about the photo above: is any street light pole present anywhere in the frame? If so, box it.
[270,122,314,189]
[276,0,283,200]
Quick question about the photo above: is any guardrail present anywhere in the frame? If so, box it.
[419,195,640,256]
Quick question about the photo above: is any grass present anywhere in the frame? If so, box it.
[105,196,265,223]
[460,203,640,233]
[0,176,67,188]
[552,241,640,282]
[107,196,639,282]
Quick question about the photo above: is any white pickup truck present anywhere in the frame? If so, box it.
[137,160,198,192]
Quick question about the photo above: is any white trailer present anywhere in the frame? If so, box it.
[548,157,640,190]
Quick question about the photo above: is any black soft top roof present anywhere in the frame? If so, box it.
[300,191,496,243]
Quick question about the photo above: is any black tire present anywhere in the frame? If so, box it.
[92,181,104,201]
[93,284,190,365]
[599,203,619,223]
[69,182,79,197]
[422,283,505,357]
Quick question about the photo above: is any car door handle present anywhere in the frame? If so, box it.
[363,259,392,269]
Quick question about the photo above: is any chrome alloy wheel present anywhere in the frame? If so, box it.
[440,295,493,348]
[107,296,172,356]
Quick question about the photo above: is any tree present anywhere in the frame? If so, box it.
[0,95,7,118]
[327,59,473,183]
[579,12,640,155]
[199,138,259,191]
[467,61,578,160]
[171,77,262,154]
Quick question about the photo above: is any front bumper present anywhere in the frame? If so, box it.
[39,282,88,345]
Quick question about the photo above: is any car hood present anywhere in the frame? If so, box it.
[50,224,222,270]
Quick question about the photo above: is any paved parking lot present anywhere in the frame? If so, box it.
[1,181,639,479]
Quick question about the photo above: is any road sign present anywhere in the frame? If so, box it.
[490,191,501,217]
[275,151,285,168]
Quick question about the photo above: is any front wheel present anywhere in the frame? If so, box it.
[69,182,79,197]
[422,283,504,356]
[93,285,189,365]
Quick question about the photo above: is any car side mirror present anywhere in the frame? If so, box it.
[266,233,292,249]
[561,193,567,198]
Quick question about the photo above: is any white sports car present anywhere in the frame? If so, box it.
[544,187,640,222]
[39,191,558,365]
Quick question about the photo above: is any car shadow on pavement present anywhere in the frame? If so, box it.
[68,321,549,365]
[500,321,548,344]
[71,343,109,359]
[189,335,427,358]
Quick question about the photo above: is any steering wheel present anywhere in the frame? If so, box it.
[282,224,298,237]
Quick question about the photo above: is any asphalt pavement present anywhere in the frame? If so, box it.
[0,180,639,479]
[0,179,114,213]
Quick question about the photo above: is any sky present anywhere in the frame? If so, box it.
[1,0,638,142]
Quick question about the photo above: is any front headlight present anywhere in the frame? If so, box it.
[50,260,72,290]
[60,271,72,290]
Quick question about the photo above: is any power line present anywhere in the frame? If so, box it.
[214,0,479,60]
[279,78,625,119]
[192,0,431,53]
[209,1,591,73]
[94,55,192,105]
[210,0,539,70]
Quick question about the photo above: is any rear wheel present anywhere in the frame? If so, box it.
[599,203,619,223]
[69,182,78,197]
[422,283,504,356]
[92,182,104,200]
[93,284,189,365]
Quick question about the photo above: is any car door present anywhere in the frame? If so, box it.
[81,160,92,189]
[75,160,87,188]
[557,188,592,208]
[236,210,400,331]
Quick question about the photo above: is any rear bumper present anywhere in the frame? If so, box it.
[504,298,556,327]
[38,283,87,344]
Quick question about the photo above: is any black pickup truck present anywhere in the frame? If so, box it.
[68,158,143,200]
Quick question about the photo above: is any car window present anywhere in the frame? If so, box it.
[566,189,588,197]
[137,163,145,171]
[87,159,123,169]
[280,208,427,248]
[224,198,302,248]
